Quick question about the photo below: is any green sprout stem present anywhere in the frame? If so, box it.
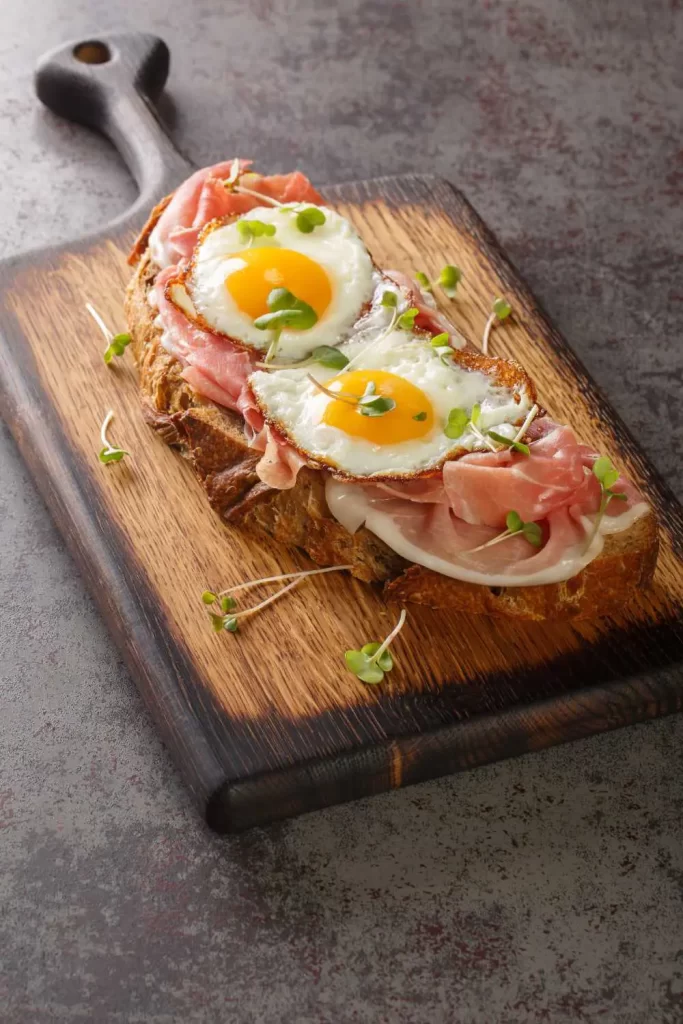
[344,609,408,684]
[468,417,499,453]
[86,301,112,341]
[481,310,497,356]
[255,356,307,370]
[583,455,628,553]
[217,563,354,600]
[264,329,282,364]
[511,404,539,446]
[306,374,360,406]
[584,491,612,554]
[226,577,304,623]
[99,410,129,463]
[465,527,519,555]
[224,159,283,207]
[341,289,418,375]
[472,404,539,457]
[306,375,395,416]
[207,564,354,631]
[224,158,241,187]
[372,609,407,665]
[583,487,625,553]
[229,184,285,207]
[464,510,542,555]
[100,409,115,449]
[86,302,131,364]
[482,298,512,355]
[342,300,400,372]
[254,346,348,373]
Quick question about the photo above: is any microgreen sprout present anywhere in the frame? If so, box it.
[487,430,530,456]
[223,160,286,207]
[414,271,432,293]
[465,510,543,555]
[479,404,539,456]
[444,407,470,439]
[104,334,132,362]
[86,302,132,365]
[344,609,407,685]
[254,287,319,363]
[482,297,513,355]
[511,404,539,447]
[237,219,277,244]
[430,331,454,366]
[310,346,349,370]
[202,564,354,633]
[493,298,512,320]
[255,345,349,372]
[413,411,428,421]
[307,375,397,417]
[342,286,419,374]
[443,403,497,451]
[341,289,401,373]
[584,456,628,551]
[225,158,241,187]
[437,265,462,298]
[98,410,129,465]
[397,307,419,330]
[296,207,326,233]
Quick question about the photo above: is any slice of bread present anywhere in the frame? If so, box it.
[125,249,659,621]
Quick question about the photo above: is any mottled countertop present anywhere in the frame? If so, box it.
[1,2,682,1022]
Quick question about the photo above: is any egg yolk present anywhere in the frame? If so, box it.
[322,370,434,445]
[225,247,332,322]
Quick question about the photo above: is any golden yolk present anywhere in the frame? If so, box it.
[322,370,434,445]
[225,247,332,321]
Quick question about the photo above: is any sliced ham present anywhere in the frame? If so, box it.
[324,416,647,585]
[442,423,589,528]
[150,161,324,267]
[249,424,306,490]
[154,266,257,420]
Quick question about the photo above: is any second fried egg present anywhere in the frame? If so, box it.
[249,330,535,479]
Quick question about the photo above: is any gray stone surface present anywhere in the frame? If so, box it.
[1,1,682,1021]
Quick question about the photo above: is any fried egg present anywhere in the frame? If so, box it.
[168,205,375,361]
[248,330,535,478]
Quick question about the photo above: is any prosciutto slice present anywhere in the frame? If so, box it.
[249,424,307,490]
[150,161,324,267]
[153,267,258,423]
[324,417,647,585]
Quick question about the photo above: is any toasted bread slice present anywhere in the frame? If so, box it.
[125,249,658,621]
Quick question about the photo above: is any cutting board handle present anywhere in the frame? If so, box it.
[35,32,193,207]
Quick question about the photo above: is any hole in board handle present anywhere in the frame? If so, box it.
[73,41,111,65]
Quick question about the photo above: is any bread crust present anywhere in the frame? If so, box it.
[125,250,659,620]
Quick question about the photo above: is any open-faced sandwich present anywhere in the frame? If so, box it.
[124,160,657,622]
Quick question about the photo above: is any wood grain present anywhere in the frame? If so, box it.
[1,172,681,831]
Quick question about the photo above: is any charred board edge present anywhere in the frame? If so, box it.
[210,665,683,832]
[0,295,230,818]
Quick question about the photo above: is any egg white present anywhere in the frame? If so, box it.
[185,205,375,360]
[249,329,534,478]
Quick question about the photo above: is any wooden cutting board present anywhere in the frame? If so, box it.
[1,32,681,832]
